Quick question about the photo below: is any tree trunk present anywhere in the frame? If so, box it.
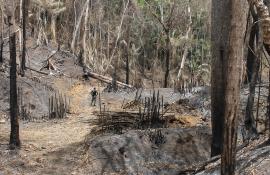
[268,67,270,142]
[177,4,192,80]
[51,15,57,43]
[8,13,21,149]
[105,0,130,72]
[87,71,133,88]
[82,0,90,65]
[249,0,270,46]
[245,10,258,84]
[20,0,28,77]
[244,8,260,141]
[244,54,260,141]
[211,0,231,157]
[125,16,130,85]
[244,35,261,142]
[220,0,248,174]
[71,0,89,53]
[126,48,129,85]
[112,64,118,91]
[0,36,3,63]
[164,33,170,88]
[0,9,3,64]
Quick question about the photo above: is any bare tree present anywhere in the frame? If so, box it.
[20,0,29,76]
[177,2,192,80]
[249,0,270,145]
[243,7,261,142]
[0,4,3,64]
[211,0,230,157]
[220,0,248,174]
[144,0,177,88]
[268,66,270,143]
[211,1,248,167]
[6,1,21,149]
[71,0,89,53]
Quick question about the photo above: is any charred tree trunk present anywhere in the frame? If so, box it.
[244,42,260,140]
[0,33,3,64]
[211,0,230,157]
[244,57,260,140]
[8,15,21,149]
[20,0,29,77]
[0,11,3,64]
[112,52,118,91]
[220,0,248,174]
[245,10,258,84]
[126,47,129,85]
[244,8,260,141]
[164,33,170,88]
[112,66,118,91]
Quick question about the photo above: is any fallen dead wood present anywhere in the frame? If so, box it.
[25,66,49,75]
[15,62,49,75]
[183,144,270,175]
[178,155,220,174]
[179,144,250,174]
[40,51,58,71]
[87,71,133,89]
[25,66,72,78]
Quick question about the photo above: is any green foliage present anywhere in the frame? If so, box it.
[137,0,145,7]
[187,10,211,82]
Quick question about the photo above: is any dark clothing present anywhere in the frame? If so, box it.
[91,89,98,106]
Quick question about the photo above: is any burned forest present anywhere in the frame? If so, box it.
[1,0,270,175]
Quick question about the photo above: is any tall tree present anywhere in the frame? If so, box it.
[268,66,270,142]
[125,8,131,85]
[145,0,176,88]
[211,0,230,157]
[249,0,270,145]
[20,0,29,76]
[7,2,21,149]
[0,6,3,64]
[220,0,248,174]
[244,7,260,142]
[245,8,258,84]
[211,0,248,165]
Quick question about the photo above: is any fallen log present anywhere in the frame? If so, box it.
[25,66,49,75]
[87,71,133,89]
[177,155,221,174]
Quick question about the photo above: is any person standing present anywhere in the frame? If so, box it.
[90,87,98,106]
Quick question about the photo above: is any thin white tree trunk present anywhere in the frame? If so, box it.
[82,1,90,65]
[177,4,192,80]
[73,0,77,33]
[19,0,23,52]
[51,15,57,43]
[107,24,110,59]
[105,0,130,71]
[71,0,89,53]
